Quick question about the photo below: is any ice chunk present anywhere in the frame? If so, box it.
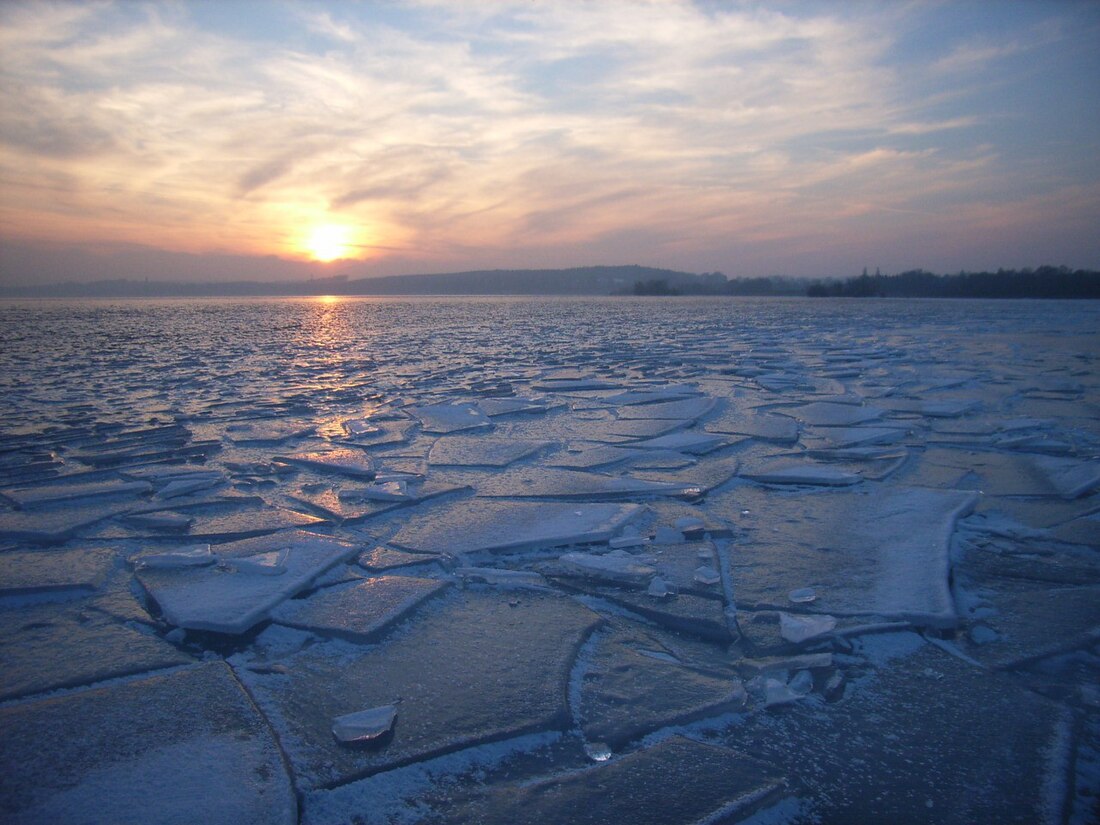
[788,587,817,604]
[742,461,862,487]
[389,500,643,556]
[272,448,376,479]
[0,546,116,597]
[410,402,492,434]
[6,479,151,509]
[717,486,976,628]
[428,437,550,467]
[784,402,884,427]
[616,397,716,420]
[271,576,449,642]
[1031,455,1100,500]
[475,468,699,500]
[136,544,217,569]
[239,589,601,789]
[454,567,548,587]
[705,412,800,444]
[155,475,223,499]
[0,663,295,824]
[628,431,726,454]
[332,704,398,746]
[437,736,781,825]
[136,535,359,634]
[0,603,192,702]
[226,422,314,445]
[476,397,551,417]
[815,427,907,449]
[338,480,409,502]
[693,565,721,586]
[780,611,837,643]
[558,550,656,586]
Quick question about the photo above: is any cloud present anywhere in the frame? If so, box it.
[0,0,1096,281]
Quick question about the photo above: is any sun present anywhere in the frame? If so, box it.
[305,224,355,262]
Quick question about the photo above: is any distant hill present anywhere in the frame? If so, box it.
[807,266,1100,299]
[0,265,730,298]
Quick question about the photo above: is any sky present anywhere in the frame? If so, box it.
[1,0,1098,285]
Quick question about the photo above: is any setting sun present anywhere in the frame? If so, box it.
[305,224,355,262]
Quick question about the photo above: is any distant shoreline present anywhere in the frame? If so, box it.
[1,264,1096,299]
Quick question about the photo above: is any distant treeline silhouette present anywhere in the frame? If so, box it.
[806,266,1100,299]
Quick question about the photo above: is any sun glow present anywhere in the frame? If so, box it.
[305,224,356,262]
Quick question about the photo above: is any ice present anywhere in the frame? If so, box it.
[705,411,800,444]
[272,448,377,479]
[136,535,359,634]
[410,402,493,434]
[388,500,643,555]
[475,397,552,417]
[2,297,1098,822]
[578,626,746,749]
[779,611,837,643]
[615,396,716,420]
[1032,455,1100,500]
[557,550,657,586]
[0,663,295,824]
[135,544,216,569]
[239,589,601,789]
[474,468,699,500]
[784,402,885,427]
[718,486,976,627]
[0,602,192,701]
[331,704,398,746]
[741,461,863,487]
[5,479,151,509]
[271,576,450,642]
[428,436,550,467]
[0,546,116,597]
[437,736,782,825]
[628,431,727,454]
[226,421,314,445]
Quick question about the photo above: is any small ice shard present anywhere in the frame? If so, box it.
[226,550,288,576]
[788,587,817,604]
[788,669,814,695]
[559,551,656,586]
[676,516,706,539]
[779,612,837,644]
[137,545,217,569]
[693,566,720,586]
[476,397,550,417]
[646,576,671,598]
[705,412,800,444]
[331,704,397,746]
[609,535,647,549]
[1031,455,1100,500]
[738,652,834,676]
[761,677,805,712]
[342,418,382,437]
[823,671,846,702]
[8,479,152,509]
[584,742,613,762]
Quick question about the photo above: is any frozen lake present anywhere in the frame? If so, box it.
[1,295,1098,824]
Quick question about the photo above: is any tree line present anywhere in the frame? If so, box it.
[806,266,1100,299]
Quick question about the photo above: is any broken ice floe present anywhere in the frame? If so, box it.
[428,437,550,467]
[411,402,493,434]
[388,500,643,556]
[137,535,359,634]
[272,448,376,479]
[271,576,449,642]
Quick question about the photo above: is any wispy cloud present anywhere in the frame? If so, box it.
[0,0,1096,280]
